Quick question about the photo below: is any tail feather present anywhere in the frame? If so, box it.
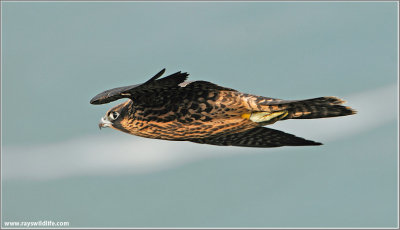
[273,96,356,119]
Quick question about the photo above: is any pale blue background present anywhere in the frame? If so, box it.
[1,2,398,228]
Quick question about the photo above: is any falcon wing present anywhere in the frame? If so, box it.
[190,127,322,148]
[90,69,236,105]
[90,69,188,105]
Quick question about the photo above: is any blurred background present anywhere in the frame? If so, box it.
[1,2,398,228]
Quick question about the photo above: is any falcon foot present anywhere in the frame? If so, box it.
[242,111,288,125]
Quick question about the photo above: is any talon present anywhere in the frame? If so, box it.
[242,111,288,123]
[279,111,289,119]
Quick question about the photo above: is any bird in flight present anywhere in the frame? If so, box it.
[90,69,355,148]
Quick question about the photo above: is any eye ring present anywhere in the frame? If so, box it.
[109,111,120,120]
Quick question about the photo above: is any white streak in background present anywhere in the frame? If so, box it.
[3,136,240,181]
[2,84,397,181]
[271,84,398,143]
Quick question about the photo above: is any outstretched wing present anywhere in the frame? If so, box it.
[90,69,188,105]
[90,69,235,105]
[190,127,322,148]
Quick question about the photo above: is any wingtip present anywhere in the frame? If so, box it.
[296,139,323,146]
[157,68,166,77]
[89,96,101,105]
[144,68,167,84]
[312,141,323,146]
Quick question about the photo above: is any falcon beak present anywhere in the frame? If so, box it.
[98,116,112,130]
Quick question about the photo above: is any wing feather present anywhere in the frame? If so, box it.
[190,127,322,148]
[90,69,188,105]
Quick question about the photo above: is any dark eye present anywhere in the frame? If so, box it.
[109,111,120,120]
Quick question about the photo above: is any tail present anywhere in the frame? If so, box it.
[240,93,356,120]
[277,96,356,119]
[241,96,356,124]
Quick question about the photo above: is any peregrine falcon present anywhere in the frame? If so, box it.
[90,69,356,148]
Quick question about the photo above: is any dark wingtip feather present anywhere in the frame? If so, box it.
[90,91,110,105]
[282,134,323,147]
[294,139,323,146]
[89,85,137,105]
[144,68,166,84]
[190,127,324,148]
[90,97,100,104]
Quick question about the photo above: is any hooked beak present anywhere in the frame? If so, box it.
[98,116,112,130]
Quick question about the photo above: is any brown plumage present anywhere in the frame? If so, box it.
[90,69,356,148]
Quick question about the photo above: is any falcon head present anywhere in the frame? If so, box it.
[98,100,132,132]
[92,69,189,133]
